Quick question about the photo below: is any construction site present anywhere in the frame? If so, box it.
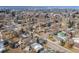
[0,7,79,53]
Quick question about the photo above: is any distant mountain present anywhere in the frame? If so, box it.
[0,6,79,10]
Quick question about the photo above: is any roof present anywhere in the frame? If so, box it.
[72,37,79,43]
[57,31,67,41]
[31,43,43,52]
[0,41,5,52]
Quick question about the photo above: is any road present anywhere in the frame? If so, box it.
[47,40,72,53]
[36,33,72,53]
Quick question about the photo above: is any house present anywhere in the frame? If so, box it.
[57,31,67,41]
[72,37,79,48]
[0,41,5,53]
[30,43,44,53]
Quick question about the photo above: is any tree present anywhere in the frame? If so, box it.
[68,20,74,28]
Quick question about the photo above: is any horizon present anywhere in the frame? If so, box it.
[0,6,79,10]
